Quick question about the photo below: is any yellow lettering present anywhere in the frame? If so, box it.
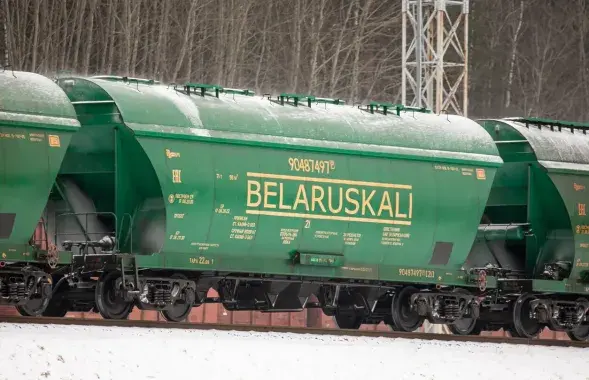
[278,183,291,210]
[172,169,182,183]
[328,186,343,213]
[263,181,277,209]
[311,185,326,212]
[395,192,407,218]
[409,193,413,218]
[247,180,261,207]
[345,188,360,215]
[244,173,413,225]
[377,192,393,217]
[361,189,376,216]
[398,268,435,278]
[293,185,309,211]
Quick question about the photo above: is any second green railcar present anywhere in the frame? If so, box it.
[474,117,589,339]
[0,71,80,316]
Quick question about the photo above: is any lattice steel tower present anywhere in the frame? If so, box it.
[401,0,470,116]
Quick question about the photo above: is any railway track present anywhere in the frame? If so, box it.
[1,315,588,348]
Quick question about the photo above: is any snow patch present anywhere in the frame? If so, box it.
[0,110,80,127]
[0,322,586,380]
[505,120,589,164]
[148,85,204,127]
[0,71,77,118]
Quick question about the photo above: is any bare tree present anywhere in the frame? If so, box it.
[1,0,587,121]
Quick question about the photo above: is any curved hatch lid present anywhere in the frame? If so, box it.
[80,76,502,167]
[485,117,589,174]
[0,71,80,129]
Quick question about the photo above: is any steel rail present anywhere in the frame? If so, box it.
[0,316,587,348]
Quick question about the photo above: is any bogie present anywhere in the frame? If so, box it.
[505,294,589,339]
[1,267,54,317]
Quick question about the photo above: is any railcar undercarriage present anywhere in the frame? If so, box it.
[0,265,53,316]
[5,252,589,342]
[42,251,493,334]
[6,229,589,342]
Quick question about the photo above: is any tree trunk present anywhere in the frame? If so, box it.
[82,0,98,75]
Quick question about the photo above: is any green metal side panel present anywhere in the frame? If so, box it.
[56,77,138,248]
[133,134,497,283]
[532,278,589,294]
[477,119,535,215]
[544,172,589,284]
[0,71,80,252]
[528,165,575,276]
[57,75,503,285]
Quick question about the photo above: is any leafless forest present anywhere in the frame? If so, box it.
[1,0,588,121]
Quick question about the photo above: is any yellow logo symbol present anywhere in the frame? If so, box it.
[165,149,180,159]
[475,168,486,180]
[168,194,175,204]
[1,252,5,258]
[574,182,586,191]
[48,135,61,147]
[172,169,182,183]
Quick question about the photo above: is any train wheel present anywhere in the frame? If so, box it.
[511,293,542,338]
[333,310,362,329]
[16,298,50,317]
[42,297,69,317]
[448,288,482,335]
[16,273,52,317]
[566,298,589,341]
[390,286,425,332]
[567,324,589,341]
[95,271,134,320]
[16,295,51,317]
[384,315,400,331]
[161,274,194,322]
[449,318,482,335]
[41,275,70,317]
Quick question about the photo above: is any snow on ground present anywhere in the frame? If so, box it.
[0,323,588,380]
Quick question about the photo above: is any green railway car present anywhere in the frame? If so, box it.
[474,118,589,340]
[0,71,80,314]
[3,70,589,341]
[40,75,502,329]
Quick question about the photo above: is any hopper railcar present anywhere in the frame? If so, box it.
[0,70,588,340]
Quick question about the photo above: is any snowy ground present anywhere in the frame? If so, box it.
[0,323,588,380]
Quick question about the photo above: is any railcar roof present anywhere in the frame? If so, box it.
[58,75,502,166]
[0,71,80,129]
[480,117,589,173]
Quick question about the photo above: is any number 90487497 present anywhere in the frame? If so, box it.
[288,158,335,174]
